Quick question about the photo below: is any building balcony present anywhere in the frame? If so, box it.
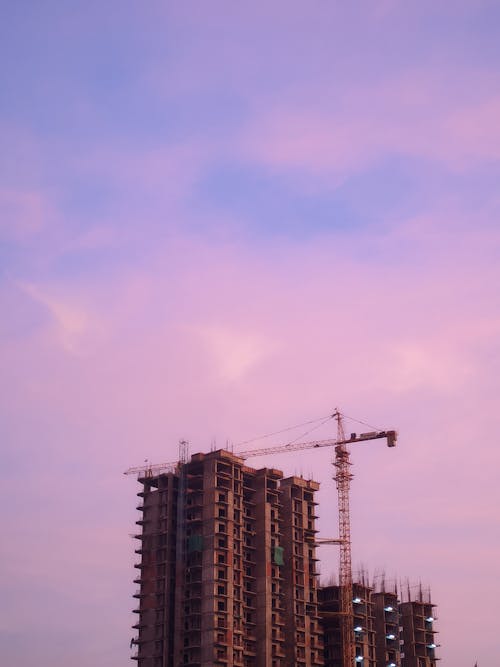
[133,589,147,598]
[132,622,146,630]
[185,590,202,600]
[183,637,202,649]
[272,645,286,657]
[243,645,257,656]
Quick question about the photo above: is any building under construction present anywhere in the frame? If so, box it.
[131,449,324,667]
[398,589,439,667]
[130,448,439,667]
[128,412,438,666]
[320,583,438,667]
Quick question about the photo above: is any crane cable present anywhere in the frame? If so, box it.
[341,412,382,432]
[234,413,335,448]
[234,410,381,451]
[279,414,336,448]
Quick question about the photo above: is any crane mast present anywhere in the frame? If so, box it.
[124,411,397,667]
[334,410,355,667]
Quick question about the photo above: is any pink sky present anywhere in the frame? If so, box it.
[1,2,499,665]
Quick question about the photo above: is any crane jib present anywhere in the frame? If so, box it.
[124,430,397,475]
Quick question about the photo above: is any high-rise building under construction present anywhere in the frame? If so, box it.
[319,582,376,667]
[131,449,324,667]
[399,594,438,667]
[319,584,438,667]
[130,446,439,667]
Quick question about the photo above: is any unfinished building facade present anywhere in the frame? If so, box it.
[372,590,401,667]
[319,584,438,667]
[131,450,324,667]
[319,582,375,667]
[399,594,438,667]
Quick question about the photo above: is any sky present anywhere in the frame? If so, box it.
[1,1,499,665]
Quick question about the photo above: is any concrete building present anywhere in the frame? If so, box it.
[131,449,324,667]
[399,597,438,667]
[280,476,324,666]
[319,585,438,667]
[372,590,401,667]
[319,583,375,667]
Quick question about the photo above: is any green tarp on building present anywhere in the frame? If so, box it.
[187,534,203,552]
[273,545,284,566]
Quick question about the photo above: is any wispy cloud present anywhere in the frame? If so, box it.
[237,76,500,176]
[193,324,275,381]
[18,282,105,353]
[0,188,51,240]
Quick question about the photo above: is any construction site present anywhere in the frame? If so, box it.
[127,411,439,667]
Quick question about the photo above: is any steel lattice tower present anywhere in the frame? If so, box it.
[334,410,355,667]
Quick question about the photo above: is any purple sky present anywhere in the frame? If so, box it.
[1,2,499,665]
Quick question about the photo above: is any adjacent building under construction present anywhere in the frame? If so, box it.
[130,448,439,667]
[320,582,438,667]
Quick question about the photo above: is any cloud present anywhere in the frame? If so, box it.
[384,339,472,393]
[1,214,499,667]
[0,188,50,240]
[1,4,499,664]
[193,324,275,381]
[18,282,104,353]
[236,77,500,176]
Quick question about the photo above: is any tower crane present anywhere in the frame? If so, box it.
[125,410,397,667]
